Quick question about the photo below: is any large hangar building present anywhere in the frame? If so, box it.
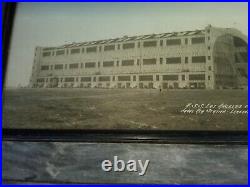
[30,25,248,89]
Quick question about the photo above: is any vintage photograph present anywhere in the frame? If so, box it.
[3,2,248,131]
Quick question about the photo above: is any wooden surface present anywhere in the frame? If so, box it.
[3,141,248,184]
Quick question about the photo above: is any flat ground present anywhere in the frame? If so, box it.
[3,88,248,131]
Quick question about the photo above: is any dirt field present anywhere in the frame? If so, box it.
[3,88,248,131]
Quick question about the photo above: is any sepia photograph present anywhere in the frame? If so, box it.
[2,2,248,184]
[3,2,248,131]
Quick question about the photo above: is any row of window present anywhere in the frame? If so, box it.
[37,74,206,83]
[42,37,206,57]
[40,56,208,70]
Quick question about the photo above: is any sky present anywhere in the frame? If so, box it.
[5,2,248,87]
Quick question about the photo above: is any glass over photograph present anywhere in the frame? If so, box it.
[3,2,248,131]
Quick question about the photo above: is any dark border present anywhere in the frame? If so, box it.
[2,2,16,88]
[3,129,248,144]
[2,3,248,145]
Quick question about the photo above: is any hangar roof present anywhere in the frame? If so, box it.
[42,29,205,50]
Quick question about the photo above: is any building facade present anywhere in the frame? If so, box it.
[30,25,248,89]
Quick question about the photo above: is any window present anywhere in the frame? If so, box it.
[104,45,115,51]
[143,58,157,65]
[189,74,206,80]
[56,50,65,56]
[121,60,134,66]
[85,62,96,68]
[103,61,114,67]
[143,41,157,47]
[37,78,45,83]
[139,75,153,81]
[166,39,181,46]
[54,64,63,70]
[98,62,100,67]
[86,46,97,53]
[208,76,211,80]
[208,46,211,50]
[117,44,120,50]
[208,56,211,60]
[99,76,110,81]
[182,75,185,81]
[160,58,163,64]
[137,59,140,65]
[82,48,84,53]
[166,57,181,64]
[208,66,212,71]
[191,37,205,44]
[160,40,163,46]
[41,65,49,70]
[123,43,135,49]
[156,75,159,81]
[118,76,131,81]
[133,76,136,81]
[163,75,179,81]
[192,56,206,63]
[69,63,79,69]
[185,57,188,64]
[185,38,188,45]
[71,48,80,54]
[64,77,75,82]
[81,77,91,82]
[138,42,140,48]
[42,52,51,57]
[113,76,115,81]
